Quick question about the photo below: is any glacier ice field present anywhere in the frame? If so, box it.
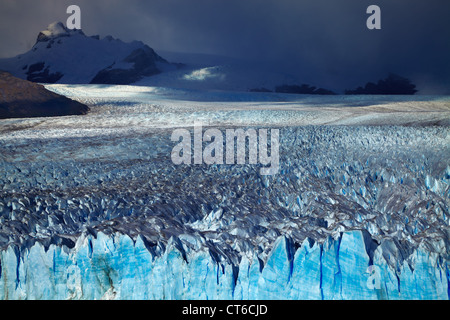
[0,85,449,300]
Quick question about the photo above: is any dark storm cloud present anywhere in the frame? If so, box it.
[0,0,449,93]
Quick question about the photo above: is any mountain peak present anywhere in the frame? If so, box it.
[37,21,84,43]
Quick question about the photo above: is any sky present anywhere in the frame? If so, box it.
[0,0,449,93]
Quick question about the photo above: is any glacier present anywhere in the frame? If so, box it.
[0,85,449,300]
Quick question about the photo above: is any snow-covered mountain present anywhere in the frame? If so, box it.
[0,71,89,119]
[0,22,177,85]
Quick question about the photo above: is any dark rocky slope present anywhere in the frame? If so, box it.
[0,71,89,119]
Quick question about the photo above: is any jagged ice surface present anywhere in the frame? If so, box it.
[0,85,449,299]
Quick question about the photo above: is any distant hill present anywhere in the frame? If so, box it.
[0,71,89,119]
[345,74,418,95]
[0,22,178,85]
